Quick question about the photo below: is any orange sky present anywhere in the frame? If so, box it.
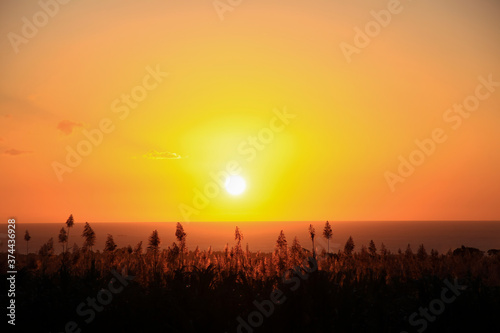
[1,0,499,223]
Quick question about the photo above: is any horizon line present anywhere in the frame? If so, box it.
[6,219,500,224]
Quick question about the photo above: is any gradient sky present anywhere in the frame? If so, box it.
[1,0,499,223]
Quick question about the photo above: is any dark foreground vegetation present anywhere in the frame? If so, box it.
[2,219,500,332]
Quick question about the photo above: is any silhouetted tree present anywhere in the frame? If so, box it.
[368,240,377,257]
[148,230,161,273]
[65,214,74,251]
[235,226,243,245]
[104,234,117,252]
[417,244,428,260]
[24,230,31,255]
[273,230,288,274]
[58,227,67,254]
[175,222,187,265]
[309,224,316,258]
[234,226,244,263]
[276,230,287,252]
[82,222,96,252]
[148,230,161,252]
[234,226,243,243]
[344,236,355,256]
[323,221,333,253]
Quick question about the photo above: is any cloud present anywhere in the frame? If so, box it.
[57,120,83,135]
[4,149,32,156]
[142,150,184,160]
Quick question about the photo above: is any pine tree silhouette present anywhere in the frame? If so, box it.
[82,222,96,252]
[65,214,74,252]
[309,224,316,258]
[148,230,161,275]
[323,221,333,253]
[175,223,187,266]
[104,234,117,252]
[58,227,67,254]
[24,230,31,255]
[344,236,355,256]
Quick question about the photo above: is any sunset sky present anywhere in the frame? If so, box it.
[1,0,499,223]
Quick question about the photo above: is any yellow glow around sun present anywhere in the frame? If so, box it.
[225,175,247,196]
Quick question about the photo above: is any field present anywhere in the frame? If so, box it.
[3,223,500,332]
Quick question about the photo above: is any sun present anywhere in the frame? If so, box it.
[225,175,247,196]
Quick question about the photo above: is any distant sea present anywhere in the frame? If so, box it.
[1,221,499,255]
